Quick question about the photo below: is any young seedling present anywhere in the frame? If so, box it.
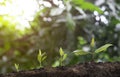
[14,63,19,72]
[37,50,47,68]
[59,48,67,66]
[73,37,112,61]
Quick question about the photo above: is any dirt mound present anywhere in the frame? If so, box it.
[1,62,120,77]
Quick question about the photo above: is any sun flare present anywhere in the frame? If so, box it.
[0,0,39,31]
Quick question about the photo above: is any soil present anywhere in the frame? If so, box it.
[1,62,120,77]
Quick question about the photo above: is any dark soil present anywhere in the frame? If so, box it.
[1,62,120,77]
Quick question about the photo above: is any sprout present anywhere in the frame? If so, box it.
[37,50,47,68]
[73,37,112,61]
[59,48,67,66]
[90,37,95,47]
[14,63,19,72]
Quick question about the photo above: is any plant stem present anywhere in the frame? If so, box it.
[91,47,95,62]
[59,57,63,66]
[91,53,95,62]
[40,61,42,68]
[60,58,62,66]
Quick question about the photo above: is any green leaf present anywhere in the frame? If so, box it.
[42,56,47,61]
[95,44,112,53]
[59,48,64,56]
[72,0,85,4]
[39,50,42,56]
[63,54,67,61]
[73,50,91,55]
[78,37,87,45]
[81,2,103,14]
[42,52,46,57]
[37,54,41,62]
[59,47,67,66]
[37,50,42,62]
[90,37,95,47]
[72,0,103,14]
[14,63,19,72]
[37,50,47,68]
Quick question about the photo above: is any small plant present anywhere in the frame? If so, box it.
[14,63,19,72]
[37,50,47,68]
[73,37,112,61]
[59,48,67,66]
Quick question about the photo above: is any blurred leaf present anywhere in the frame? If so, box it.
[73,50,90,55]
[14,50,21,56]
[63,54,67,61]
[78,36,87,45]
[14,63,19,72]
[42,56,47,61]
[37,50,42,62]
[59,47,67,66]
[72,0,85,4]
[90,37,95,47]
[95,44,112,53]
[4,42,11,51]
[72,0,103,14]
[52,60,59,67]
[59,48,64,56]
[37,50,47,67]
[81,2,103,13]
[66,13,75,30]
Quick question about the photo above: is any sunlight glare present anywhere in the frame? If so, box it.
[0,0,4,3]
[100,15,108,24]
[53,0,59,5]
[0,0,39,31]
[94,11,99,16]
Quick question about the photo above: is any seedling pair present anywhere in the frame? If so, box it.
[37,48,67,67]
[14,48,67,71]
[73,37,112,61]
[37,50,47,68]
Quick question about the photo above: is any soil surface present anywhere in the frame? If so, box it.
[1,62,120,77]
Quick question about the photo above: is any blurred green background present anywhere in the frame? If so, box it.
[0,0,120,73]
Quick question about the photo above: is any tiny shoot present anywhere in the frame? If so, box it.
[59,48,67,66]
[37,50,47,68]
[73,37,112,61]
[14,63,19,72]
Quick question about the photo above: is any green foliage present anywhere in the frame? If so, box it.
[0,0,119,73]
[37,50,47,68]
[66,13,76,30]
[95,44,113,53]
[74,50,90,55]
[59,48,67,66]
[14,63,19,72]
[78,37,87,45]
[64,0,76,31]
[90,37,95,47]
[71,0,103,14]
[73,37,112,61]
